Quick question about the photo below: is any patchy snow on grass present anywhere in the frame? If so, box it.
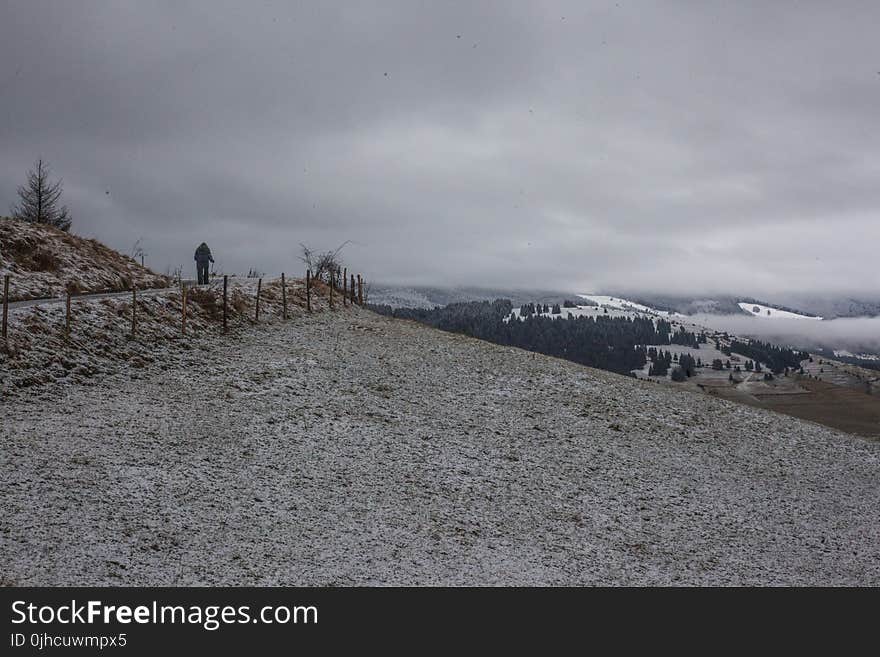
[1,309,878,585]
[368,286,436,309]
[0,276,343,395]
[737,302,823,320]
[0,217,169,301]
[579,294,684,317]
[507,304,620,321]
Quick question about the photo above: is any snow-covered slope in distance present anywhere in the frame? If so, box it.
[738,302,823,320]
[579,294,685,317]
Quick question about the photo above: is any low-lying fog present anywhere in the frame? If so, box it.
[692,314,880,356]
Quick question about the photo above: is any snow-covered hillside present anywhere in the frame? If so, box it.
[367,286,436,309]
[834,350,880,362]
[2,308,878,585]
[0,275,337,394]
[0,217,169,301]
[508,304,611,321]
[737,302,823,320]
[580,294,684,317]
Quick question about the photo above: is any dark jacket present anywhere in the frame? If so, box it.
[194,243,214,265]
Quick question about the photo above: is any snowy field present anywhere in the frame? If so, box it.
[632,344,743,381]
[1,308,878,585]
[737,302,823,320]
[508,304,633,321]
[580,294,685,317]
[509,300,691,323]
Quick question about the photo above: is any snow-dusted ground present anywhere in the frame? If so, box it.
[509,302,684,323]
[580,295,684,317]
[1,309,878,585]
[0,276,315,395]
[367,286,436,309]
[508,304,620,321]
[737,302,822,320]
[834,349,880,361]
[0,218,169,301]
[632,344,746,381]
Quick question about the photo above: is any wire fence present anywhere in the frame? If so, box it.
[0,268,370,346]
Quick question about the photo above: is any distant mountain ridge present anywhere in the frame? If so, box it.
[606,293,880,319]
[369,284,583,310]
[371,284,880,319]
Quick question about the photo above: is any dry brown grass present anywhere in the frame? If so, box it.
[188,286,222,319]
[0,216,171,300]
[31,249,58,272]
[230,290,249,314]
[714,378,880,439]
[2,233,38,261]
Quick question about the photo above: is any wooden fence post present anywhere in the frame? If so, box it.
[255,278,262,322]
[329,271,334,309]
[350,274,355,304]
[131,288,137,338]
[65,291,71,337]
[1,274,8,342]
[357,274,363,305]
[343,267,347,307]
[223,275,228,334]
[182,284,187,336]
[281,272,288,320]
[306,269,312,313]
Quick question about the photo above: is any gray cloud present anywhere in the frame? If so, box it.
[694,314,880,355]
[2,1,879,295]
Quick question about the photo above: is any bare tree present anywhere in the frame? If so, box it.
[299,241,349,283]
[10,159,72,231]
[130,238,147,266]
[164,265,183,285]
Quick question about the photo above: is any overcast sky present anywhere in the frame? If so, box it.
[2,1,878,295]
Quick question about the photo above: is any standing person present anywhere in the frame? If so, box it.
[194,242,214,285]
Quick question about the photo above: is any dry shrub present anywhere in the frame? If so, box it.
[60,232,78,247]
[4,236,36,261]
[31,249,58,272]
[231,292,249,314]
[310,279,330,298]
[188,286,222,319]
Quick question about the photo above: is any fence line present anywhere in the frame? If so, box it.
[65,292,71,338]
[223,275,228,334]
[0,271,367,345]
[255,278,262,322]
[2,274,8,342]
[131,288,137,338]
[182,283,188,336]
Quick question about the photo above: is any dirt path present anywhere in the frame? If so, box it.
[6,287,172,312]
[4,276,234,313]
[1,309,878,585]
